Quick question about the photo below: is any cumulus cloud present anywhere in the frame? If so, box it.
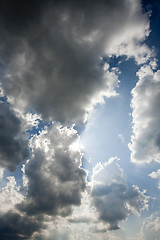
[0,1,156,239]
[0,0,151,124]
[0,176,24,213]
[0,102,30,171]
[138,212,160,240]
[0,210,44,240]
[129,65,160,163]
[91,158,149,230]
[0,123,87,239]
[18,123,86,216]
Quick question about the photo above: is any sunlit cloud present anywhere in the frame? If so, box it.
[0,0,159,239]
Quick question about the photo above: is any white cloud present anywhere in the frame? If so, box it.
[0,176,24,213]
[138,212,160,240]
[0,1,156,239]
[0,167,4,179]
[129,65,160,163]
[118,134,125,143]
[149,169,160,189]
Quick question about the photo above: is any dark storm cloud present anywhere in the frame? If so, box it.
[0,0,47,32]
[0,0,149,123]
[0,102,30,171]
[18,124,86,216]
[0,210,43,240]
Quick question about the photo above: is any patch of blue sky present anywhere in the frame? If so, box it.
[80,53,160,207]
[142,0,160,63]
[26,117,52,139]
[80,57,138,170]
[3,163,24,188]
[0,96,7,103]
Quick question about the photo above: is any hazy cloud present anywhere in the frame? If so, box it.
[0,167,4,179]
[0,1,156,239]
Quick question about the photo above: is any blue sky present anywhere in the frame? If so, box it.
[0,0,160,239]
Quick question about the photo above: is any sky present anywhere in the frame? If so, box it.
[0,0,160,239]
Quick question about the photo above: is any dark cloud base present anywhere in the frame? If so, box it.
[0,102,30,171]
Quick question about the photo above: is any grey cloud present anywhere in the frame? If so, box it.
[92,183,129,230]
[91,227,107,234]
[68,217,91,223]
[0,102,30,171]
[91,159,149,230]
[0,0,149,124]
[18,124,86,217]
[0,211,43,240]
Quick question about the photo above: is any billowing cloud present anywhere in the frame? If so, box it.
[0,123,87,239]
[0,102,30,171]
[138,212,160,240]
[0,1,157,239]
[0,210,44,240]
[91,158,149,230]
[0,176,23,213]
[129,65,160,163]
[0,0,151,124]
[18,123,86,216]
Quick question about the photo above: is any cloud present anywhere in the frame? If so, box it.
[0,1,156,239]
[0,167,4,179]
[118,134,125,144]
[149,169,160,189]
[0,210,44,240]
[0,123,87,239]
[0,102,30,171]
[138,212,160,240]
[129,65,160,163]
[0,0,151,124]
[68,217,91,224]
[17,123,86,217]
[0,176,24,213]
[91,158,149,230]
